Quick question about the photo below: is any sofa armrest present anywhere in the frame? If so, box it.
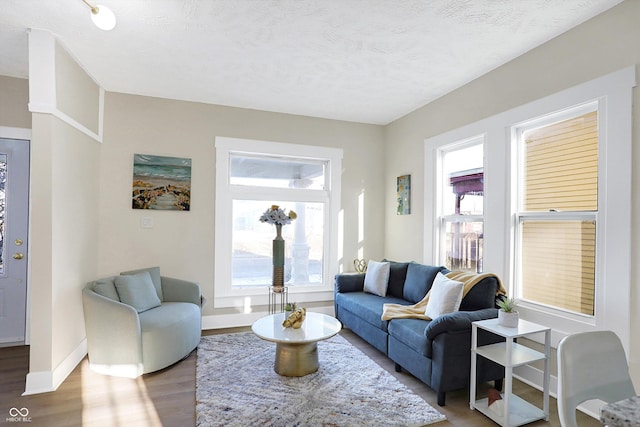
[161,276,202,306]
[425,308,498,340]
[82,285,143,370]
[334,273,365,293]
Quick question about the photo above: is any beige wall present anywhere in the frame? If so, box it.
[99,93,385,316]
[26,34,101,391]
[55,46,100,134]
[384,0,640,384]
[0,75,30,128]
[29,114,100,373]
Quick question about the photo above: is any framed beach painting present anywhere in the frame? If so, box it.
[132,154,192,211]
[397,174,411,215]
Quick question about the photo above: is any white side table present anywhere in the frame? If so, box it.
[470,318,551,427]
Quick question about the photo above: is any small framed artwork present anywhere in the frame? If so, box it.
[132,154,191,211]
[397,174,411,215]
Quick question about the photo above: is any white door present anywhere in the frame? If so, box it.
[0,138,29,345]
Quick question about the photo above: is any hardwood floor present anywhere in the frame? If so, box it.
[1,328,601,427]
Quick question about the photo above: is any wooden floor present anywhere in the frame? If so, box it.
[0,328,601,427]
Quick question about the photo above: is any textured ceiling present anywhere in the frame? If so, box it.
[0,0,623,125]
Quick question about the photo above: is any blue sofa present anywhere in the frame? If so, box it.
[334,261,504,406]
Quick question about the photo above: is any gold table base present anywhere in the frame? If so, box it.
[274,342,318,377]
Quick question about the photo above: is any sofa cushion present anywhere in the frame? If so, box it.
[92,277,119,301]
[383,260,410,299]
[114,272,162,313]
[388,318,432,357]
[425,272,463,319]
[459,276,500,311]
[364,260,390,296]
[121,266,163,301]
[403,263,443,303]
[335,292,406,332]
[334,273,365,293]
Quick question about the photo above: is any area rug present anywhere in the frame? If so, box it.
[196,332,446,427]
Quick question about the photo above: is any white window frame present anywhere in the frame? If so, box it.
[214,137,342,309]
[425,66,635,355]
[512,101,599,322]
[436,136,485,270]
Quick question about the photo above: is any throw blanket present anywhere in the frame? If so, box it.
[381,271,507,321]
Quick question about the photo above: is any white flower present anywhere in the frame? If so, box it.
[259,205,296,226]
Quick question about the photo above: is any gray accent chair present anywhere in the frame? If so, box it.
[82,266,202,378]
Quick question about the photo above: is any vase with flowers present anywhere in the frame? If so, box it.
[259,205,297,292]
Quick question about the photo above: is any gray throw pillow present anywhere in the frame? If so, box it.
[114,272,162,313]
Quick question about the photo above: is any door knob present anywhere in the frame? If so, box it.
[13,253,24,260]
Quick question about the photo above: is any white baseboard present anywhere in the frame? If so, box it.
[202,306,335,330]
[22,307,338,395]
[23,339,87,395]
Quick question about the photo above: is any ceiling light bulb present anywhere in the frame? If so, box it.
[90,4,116,31]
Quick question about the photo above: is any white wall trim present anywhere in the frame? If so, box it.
[27,28,103,144]
[202,305,334,330]
[28,102,102,143]
[213,136,342,309]
[28,29,56,109]
[23,339,87,395]
[0,127,31,140]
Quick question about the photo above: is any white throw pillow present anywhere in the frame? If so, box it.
[425,272,464,319]
[363,260,391,297]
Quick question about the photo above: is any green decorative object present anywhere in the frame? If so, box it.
[273,224,285,289]
[260,205,297,292]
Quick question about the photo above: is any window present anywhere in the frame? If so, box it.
[515,106,598,315]
[425,67,634,360]
[438,139,484,272]
[215,137,342,308]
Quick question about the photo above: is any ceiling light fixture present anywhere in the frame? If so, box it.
[81,0,116,31]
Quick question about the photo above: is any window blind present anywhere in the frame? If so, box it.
[519,111,598,315]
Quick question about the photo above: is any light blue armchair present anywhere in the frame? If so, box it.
[82,266,202,378]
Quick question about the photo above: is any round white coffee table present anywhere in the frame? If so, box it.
[252,311,342,377]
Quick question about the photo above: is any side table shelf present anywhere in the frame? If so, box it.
[470,318,551,427]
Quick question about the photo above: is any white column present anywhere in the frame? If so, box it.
[290,179,312,284]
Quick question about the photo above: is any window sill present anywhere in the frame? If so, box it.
[213,288,335,309]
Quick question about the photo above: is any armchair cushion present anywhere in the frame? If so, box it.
[92,277,119,301]
[114,272,162,313]
[121,266,163,301]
